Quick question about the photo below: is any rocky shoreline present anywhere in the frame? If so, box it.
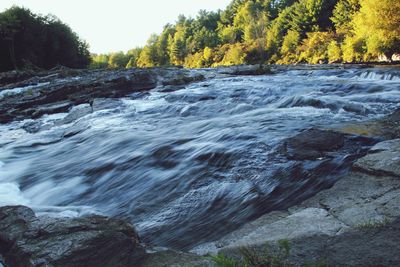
[1,66,400,266]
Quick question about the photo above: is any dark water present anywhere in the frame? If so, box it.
[0,67,399,249]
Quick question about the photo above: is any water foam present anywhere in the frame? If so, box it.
[358,71,400,81]
[0,182,30,206]
[0,82,50,100]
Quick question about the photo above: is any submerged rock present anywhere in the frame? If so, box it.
[0,206,146,267]
[283,129,345,160]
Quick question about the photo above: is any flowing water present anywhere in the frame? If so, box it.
[0,66,399,249]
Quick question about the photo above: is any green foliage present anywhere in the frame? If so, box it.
[88,0,400,68]
[357,218,391,230]
[327,40,342,62]
[0,6,90,72]
[212,239,292,267]
[66,0,400,71]
[331,0,360,35]
[90,54,109,69]
[342,35,365,62]
[298,31,336,64]
[351,0,400,60]
[212,254,238,267]
[279,30,301,63]
[219,43,247,66]
[107,52,129,69]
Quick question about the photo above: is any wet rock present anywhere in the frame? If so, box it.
[30,101,73,119]
[0,69,154,124]
[217,65,272,76]
[91,98,122,112]
[0,67,214,124]
[60,104,92,124]
[0,70,36,88]
[0,206,146,267]
[283,129,345,160]
[337,108,400,139]
[162,73,205,86]
[22,120,44,133]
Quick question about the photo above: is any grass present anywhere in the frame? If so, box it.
[212,254,238,267]
[211,239,291,267]
[356,217,391,230]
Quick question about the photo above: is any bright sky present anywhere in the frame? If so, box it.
[0,0,232,54]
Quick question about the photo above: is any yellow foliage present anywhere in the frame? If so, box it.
[352,0,400,58]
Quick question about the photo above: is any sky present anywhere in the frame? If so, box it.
[0,0,232,54]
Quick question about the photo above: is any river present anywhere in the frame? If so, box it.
[0,66,399,249]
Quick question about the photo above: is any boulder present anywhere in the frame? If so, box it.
[283,129,345,160]
[0,206,146,267]
[354,139,400,177]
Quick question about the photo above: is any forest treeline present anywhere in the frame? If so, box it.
[0,6,90,72]
[92,0,400,69]
[1,0,399,72]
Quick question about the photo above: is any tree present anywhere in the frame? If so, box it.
[298,31,335,64]
[90,54,109,69]
[327,40,342,62]
[0,6,90,72]
[0,10,20,69]
[279,30,300,63]
[108,52,129,68]
[137,34,159,67]
[331,0,360,35]
[352,0,400,60]
[126,47,142,68]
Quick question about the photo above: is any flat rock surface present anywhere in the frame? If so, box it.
[192,139,400,266]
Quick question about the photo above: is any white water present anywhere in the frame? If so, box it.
[0,82,50,100]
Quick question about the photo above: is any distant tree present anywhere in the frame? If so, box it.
[108,52,129,68]
[220,43,246,65]
[331,0,360,35]
[0,6,90,72]
[342,35,365,62]
[0,10,20,69]
[298,31,335,64]
[90,54,109,69]
[137,34,159,67]
[279,30,301,63]
[126,47,142,68]
[106,0,398,68]
[327,39,342,62]
[352,0,400,60]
